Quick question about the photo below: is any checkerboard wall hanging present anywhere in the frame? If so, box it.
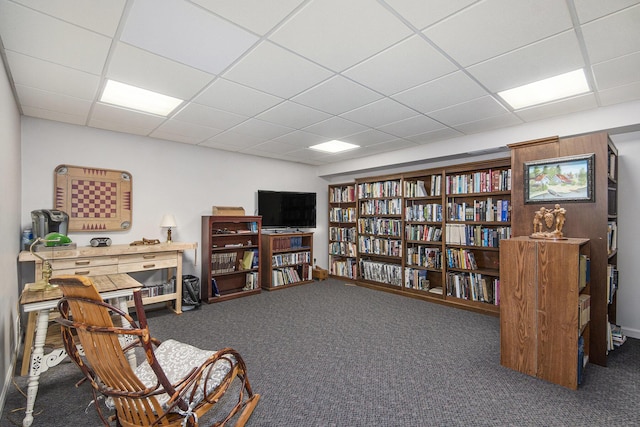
[54,164,132,232]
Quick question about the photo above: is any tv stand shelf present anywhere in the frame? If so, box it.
[261,231,314,290]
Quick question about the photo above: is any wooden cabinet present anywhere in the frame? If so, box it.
[508,133,617,366]
[328,183,357,279]
[201,216,261,303]
[18,242,197,313]
[261,231,313,290]
[500,237,590,390]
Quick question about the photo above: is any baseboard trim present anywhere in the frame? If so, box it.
[0,312,21,418]
[622,326,640,340]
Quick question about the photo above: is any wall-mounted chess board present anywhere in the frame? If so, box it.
[54,164,132,232]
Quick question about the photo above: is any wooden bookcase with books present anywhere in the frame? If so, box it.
[443,159,511,314]
[500,237,591,390]
[261,231,314,290]
[328,183,357,280]
[355,175,404,290]
[402,169,445,299]
[201,215,261,303]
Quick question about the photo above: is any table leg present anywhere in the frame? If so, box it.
[116,297,137,369]
[23,309,50,427]
[20,312,37,376]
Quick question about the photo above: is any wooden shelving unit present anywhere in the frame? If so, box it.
[328,183,357,280]
[500,237,590,390]
[261,231,314,290]
[201,216,261,303]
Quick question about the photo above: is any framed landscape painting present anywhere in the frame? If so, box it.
[524,153,595,203]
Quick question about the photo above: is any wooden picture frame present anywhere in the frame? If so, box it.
[524,153,595,203]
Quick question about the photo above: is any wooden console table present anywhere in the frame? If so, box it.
[19,274,142,427]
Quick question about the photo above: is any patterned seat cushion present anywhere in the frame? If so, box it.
[106,339,235,410]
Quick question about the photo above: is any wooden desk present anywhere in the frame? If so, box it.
[19,274,142,427]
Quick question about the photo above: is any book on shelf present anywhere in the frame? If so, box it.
[241,250,255,270]
[211,277,220,297]
[578,294,591,330]
[579,255,590,290]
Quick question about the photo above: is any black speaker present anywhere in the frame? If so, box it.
[90,237,112,247]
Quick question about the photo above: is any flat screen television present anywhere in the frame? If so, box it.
[258,190,317,229]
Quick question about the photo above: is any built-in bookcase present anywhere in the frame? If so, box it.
[328,183,357,280]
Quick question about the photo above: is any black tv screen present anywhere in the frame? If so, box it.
[258,190,317,228]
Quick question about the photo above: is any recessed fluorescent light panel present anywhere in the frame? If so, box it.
[310,140,360,153]
[498,69,590,110]
[100,80,183,116]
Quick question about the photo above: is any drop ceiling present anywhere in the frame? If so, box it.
[1,0,639,166]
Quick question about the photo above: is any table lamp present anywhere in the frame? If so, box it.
[160,214,177,243]
[27,237,60,292]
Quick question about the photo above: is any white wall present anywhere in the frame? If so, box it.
[611,132,640,339]
[0,57,22,413]
[21,118,329,276]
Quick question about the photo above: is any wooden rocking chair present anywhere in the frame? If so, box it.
[51,275,260,426]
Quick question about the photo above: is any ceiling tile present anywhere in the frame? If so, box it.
[581,4,640,63]
[150,119,221,145]
[340,129,397,147]
[452,112,523,135]
[223,41,333,98]
[244,140,298,155]
[256,101,332,129]
[107,42,215,100]
[598,81,640,106]
[343,35,457,95]
[5,51,100,100]
[0,1,111,74]
[423,0,572,66]
[201,131,269,149]
[393,71,487,113]
[592,51,640,90]
[573,0,640,23]
[292,75,382,115]
[15,84,92,116]
[515,93,598,122]
[228,118,295,140]
[360,139,418,155]
[21,105,87,126]
[383,0,478,30]
[341,98,418,128]
[428,96,509,126]
[270,0,412,72]
[120,0,259,74]
[194,78,283,116]
[172,102,247,130]
[270,130,328,147]
[191,0,305,35]
[467,31,585,92]
[89,103,166,133]
[302,116,369,139]
[12,0,126,36]
[406,127,463,145]
[377,115,446,138]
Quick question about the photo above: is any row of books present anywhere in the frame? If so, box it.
[243,272,259,290]
[329,226,356,242]
[358,236,402,257]
[329,256,357,279]
[357,218,403,237]
[359,259,403,286]
[607,264,618,304]
[446,198,510,222]
[329,207,357,223]
[445,168,511,195]
[329,241,357,257]
[358,180,401,199]
[446,248,478,270]
[272,236,305,250]
[578,294,591,331]
[404,176,442,198]
[359,198,402,215]
[272,265,311,286]
[271,250,311,267]
[329,185,356,203]
[406,246,442,269]
[608,221,617,254]
[446,272,499,305]
[608,323,627,350]
[211,252,237,274]
[405,203,442,222]
[446,224,511,247]
[579,254,590,291]
[136,281,175,298]
[405,224,442,242]
[241,250,259,270]
[404,268,429,290]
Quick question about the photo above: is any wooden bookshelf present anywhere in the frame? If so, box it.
[261,231,314,290]
[328,183,357,280]
[201,216,261,303]
[500,237,590,390]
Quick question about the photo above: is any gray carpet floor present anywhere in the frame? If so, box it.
[3,279,639,426]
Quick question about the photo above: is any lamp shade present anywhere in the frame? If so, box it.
[160,214,177,228]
